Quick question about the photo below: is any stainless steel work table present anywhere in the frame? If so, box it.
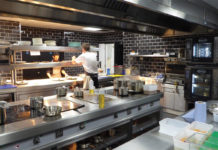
[0,87,163,150]
[114,112,218,150]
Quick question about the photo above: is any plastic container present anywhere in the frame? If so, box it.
[190,132,218,150]
[213,108,218,122]
[143,84,157,94]
[173,129,195,150]
[187,121,214,135]
[159,118,190,137]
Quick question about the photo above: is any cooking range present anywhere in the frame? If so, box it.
[5,99,84,124]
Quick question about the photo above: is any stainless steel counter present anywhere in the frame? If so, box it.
[114,112,218,150]
[0,87,163,150]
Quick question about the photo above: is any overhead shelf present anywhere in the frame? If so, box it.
[127,54,169,58]
[0,61,81,70]
[10,45,81,52]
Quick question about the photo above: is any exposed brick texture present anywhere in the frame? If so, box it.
[123,32,186,73]
[21,26,123,75]
[0,20,22,81]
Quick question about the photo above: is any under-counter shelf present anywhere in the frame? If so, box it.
[127,54,169,57]
[9,45,81,52]
[0,61,81,70]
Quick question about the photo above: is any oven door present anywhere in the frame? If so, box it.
[191,69,212,100]
[192,38,213,62]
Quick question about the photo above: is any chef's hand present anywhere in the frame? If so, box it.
[98,68,103,73]
[72,56,77,64]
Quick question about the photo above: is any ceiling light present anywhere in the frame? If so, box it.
[83,27,102,31]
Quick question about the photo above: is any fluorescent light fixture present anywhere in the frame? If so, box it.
[83,27,102,31]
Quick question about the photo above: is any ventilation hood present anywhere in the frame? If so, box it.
[1,0,218,36]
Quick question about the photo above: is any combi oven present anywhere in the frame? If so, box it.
[185,66,218,101]
[186,37,218,63]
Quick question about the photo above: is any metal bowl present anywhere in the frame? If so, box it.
[44,106,62,117]
[207,100,218,113]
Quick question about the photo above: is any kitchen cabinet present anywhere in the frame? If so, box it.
[163,84,186,112]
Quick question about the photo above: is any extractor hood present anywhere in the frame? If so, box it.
[1,0,218,36]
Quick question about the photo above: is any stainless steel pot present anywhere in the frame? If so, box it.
[128,80,143,93]
[114,78,128,90]
[113,79,119,90]
[74,87,84,97]
[56,86,67,97]
[0,101,7,125]
[30,96,44,109]
[44,105,62,117]
[118,87,128,96]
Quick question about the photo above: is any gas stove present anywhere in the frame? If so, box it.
[5,99,84,124]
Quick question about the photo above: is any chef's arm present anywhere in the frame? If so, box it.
[47,72,52,79]
[72,56,83,65]
[61,70,68,77]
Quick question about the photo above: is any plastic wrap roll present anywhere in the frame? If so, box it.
[194,101,207,123]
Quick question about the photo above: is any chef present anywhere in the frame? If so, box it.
[47,53,68,79]
[72,43,99,88]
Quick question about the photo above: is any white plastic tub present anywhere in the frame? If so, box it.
[143,84,158,94]
[173,129,195,150]
[159,118,190,137]
[187,121,214,135]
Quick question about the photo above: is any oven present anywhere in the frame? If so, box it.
[184,66,218,101]
[192,37,213,62]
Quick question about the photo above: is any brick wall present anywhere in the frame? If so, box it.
[122,32,186,74]
[0,20,22,81]
[21,27,123,75]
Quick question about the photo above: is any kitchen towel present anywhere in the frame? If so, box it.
[182,109,195,123]
[194,101,207,123]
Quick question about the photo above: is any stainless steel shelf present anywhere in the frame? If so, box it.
[127,54,169,58]
[0,64,13,71]
[0,61,81,70]
[10,45,81,52]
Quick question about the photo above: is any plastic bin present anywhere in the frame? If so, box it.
[143,84,158,94]
[187,121,214,135]
[159,118,190,137]
[173,129,195,150]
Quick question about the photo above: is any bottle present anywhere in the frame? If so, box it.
[98,88,105,109]
[89,79,94,94]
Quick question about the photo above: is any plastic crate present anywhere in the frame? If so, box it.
[159,118,190,137]
[187,121,214,135]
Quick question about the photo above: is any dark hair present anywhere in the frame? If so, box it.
[82,43,90,51]
[53,52,60,56]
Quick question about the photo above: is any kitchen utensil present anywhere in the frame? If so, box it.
[143,84,157,94]
[30,96,44,110]
[207,100,218,113]
[213,108,218,122]
[17,41,31,46]
[32,38,43,46]
[128,80,143,93]
[44,40,56,46]
[74,87,84,97]
[56,86,68,97]
[0,101,7,125]
[113,78,119,90]
[44,105,62,117]
[118,86,128,96]
[83,75,91,90]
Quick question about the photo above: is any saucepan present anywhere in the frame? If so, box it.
[44,105,62,117]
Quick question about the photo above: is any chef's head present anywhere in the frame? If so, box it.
[52,53,60,62]
[81,43,90,53]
